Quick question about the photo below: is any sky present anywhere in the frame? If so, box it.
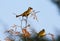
[0,0,60,41]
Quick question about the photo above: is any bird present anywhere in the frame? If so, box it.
[37,29,46,37]
[16,7,33,18]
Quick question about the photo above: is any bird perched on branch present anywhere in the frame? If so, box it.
[16,7,33,29]
[16,7,33,18]
[37,29,46,37]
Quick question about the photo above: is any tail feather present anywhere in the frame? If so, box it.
[16,15,21,18]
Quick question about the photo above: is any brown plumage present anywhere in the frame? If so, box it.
[16,7,33,18]
[38,29,45,37]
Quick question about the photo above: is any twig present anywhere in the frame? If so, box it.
[46,33,55,41]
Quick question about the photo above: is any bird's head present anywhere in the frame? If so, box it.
[42,29,45,32]
[28,7,33,9]
[28,7,33,13]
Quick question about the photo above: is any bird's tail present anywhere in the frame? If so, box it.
[16,15,21,18]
